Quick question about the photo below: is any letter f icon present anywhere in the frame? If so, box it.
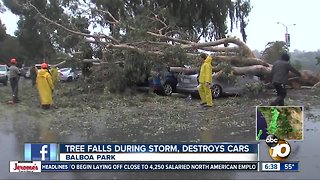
[40,145,48,160]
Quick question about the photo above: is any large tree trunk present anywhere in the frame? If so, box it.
[290,70,320,87]
[170,65,320,89]
[214,56,270,66]
[232,65,271,76]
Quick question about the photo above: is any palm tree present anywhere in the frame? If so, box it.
[261,41,289,64]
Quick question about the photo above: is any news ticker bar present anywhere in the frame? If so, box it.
[10,161,258,172]
[10,161,299,172]
[59,153,258,161]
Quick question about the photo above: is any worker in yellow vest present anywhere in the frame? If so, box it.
[198,53,213,108]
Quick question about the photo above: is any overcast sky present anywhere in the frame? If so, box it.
[0,0,319,51]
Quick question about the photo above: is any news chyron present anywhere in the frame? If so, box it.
[11,143,259,172]
[256,106,302,171]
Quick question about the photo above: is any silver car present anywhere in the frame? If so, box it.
[59,68,80,82]
[176,71,260,98]
[0,65,8,86]
[25,68,31,78]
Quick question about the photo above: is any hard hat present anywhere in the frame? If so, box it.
[41,63,48,69]
[10,58,17,64]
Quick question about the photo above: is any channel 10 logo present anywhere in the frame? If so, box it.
[266,135,291,161]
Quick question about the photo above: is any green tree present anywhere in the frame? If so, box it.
[3,0,55,60]
[0,2,7,42]
[0,35,28,64]
[0,19,6,42]
[92,0,251,42]
[261,41,289,64]
[3,0,252,57]
[3,0,89,61]
[4,0,253,92]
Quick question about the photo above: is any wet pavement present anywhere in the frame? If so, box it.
[0,79,319,179]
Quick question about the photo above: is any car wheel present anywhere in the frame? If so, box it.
[163,83,173,96]
[211,84,222,98]
[67,76,73,82]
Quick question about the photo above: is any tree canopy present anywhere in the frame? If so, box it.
[3,0,90,61]
[3,0,252,59]
[2,0,320,90]
[0,2,7,42]
[90,0,251,42]
[0,35,27,64]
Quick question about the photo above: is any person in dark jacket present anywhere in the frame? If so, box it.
[270,53,301,106]
[30,65,37,87]
[8,58,21,103]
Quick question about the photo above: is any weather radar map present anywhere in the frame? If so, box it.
[256,106,303,140]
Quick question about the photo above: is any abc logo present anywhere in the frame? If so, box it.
[266,135,291,161]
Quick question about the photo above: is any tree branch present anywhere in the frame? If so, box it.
[93,7,252,52]
[149,12,170,35]
[29,3,261,68]
[181,37,256,58]
[214,56,270,67]
[151,12,168,29]
[231,65,271,75]
[94,9,120,24]
[93,7,193,45]
[28,3,120,44]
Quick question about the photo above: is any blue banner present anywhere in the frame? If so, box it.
[41,161,70,172]
[280,162,299,171]
[59,143,259,153]
[41,162,258,172]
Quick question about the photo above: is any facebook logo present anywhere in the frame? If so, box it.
[24,144,57,161]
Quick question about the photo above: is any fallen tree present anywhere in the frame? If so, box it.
[21,2,320,89]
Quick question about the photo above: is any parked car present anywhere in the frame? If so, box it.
[153,70,179,96]
[137,68,179,96]
[0,64,8,86]
[176,71,260,98]
[25,68,31,78]
[58,68,80,82]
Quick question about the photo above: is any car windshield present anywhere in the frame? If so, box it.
[0,66,6,71]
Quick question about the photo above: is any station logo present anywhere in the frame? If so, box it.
[266,135,291,161]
